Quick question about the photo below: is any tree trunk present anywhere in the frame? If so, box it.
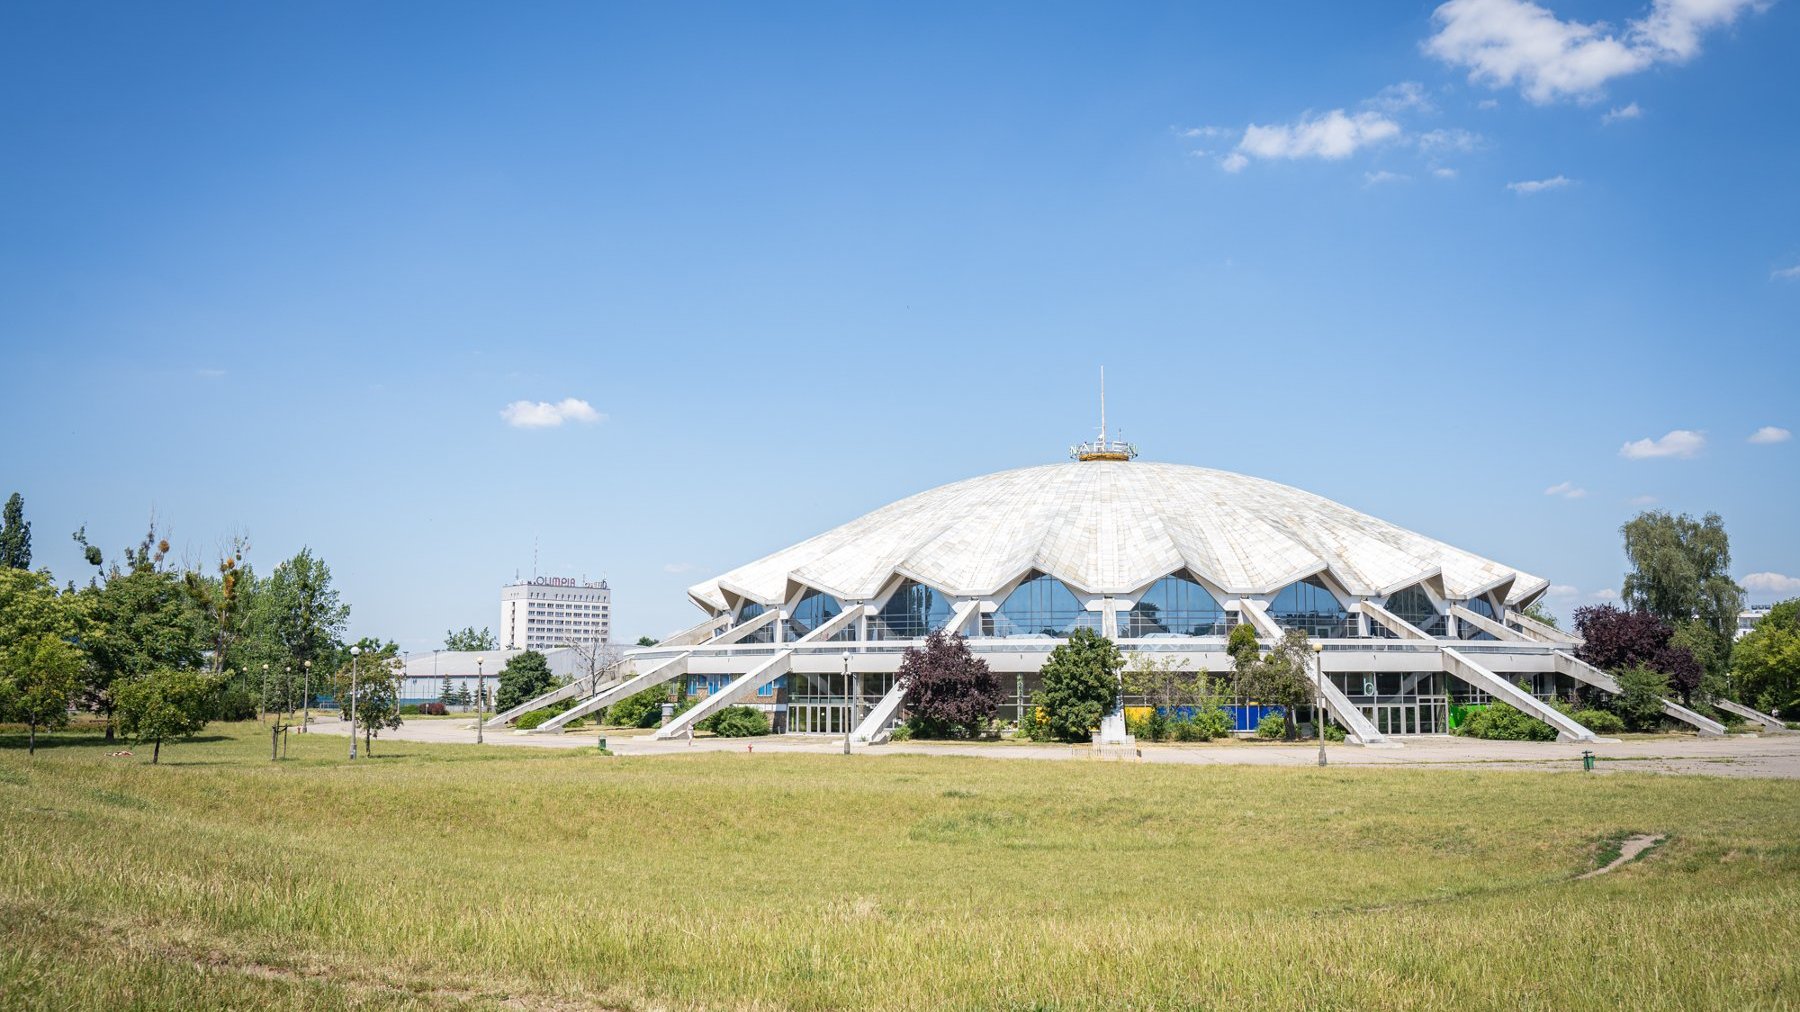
[152,740,161,764]
[272,724,280,761]
[28,723,36,756]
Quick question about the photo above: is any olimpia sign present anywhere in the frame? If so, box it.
[519,577,609,590]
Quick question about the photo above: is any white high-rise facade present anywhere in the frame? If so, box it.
[500,577,611,652]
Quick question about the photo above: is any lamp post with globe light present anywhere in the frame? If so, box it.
[348,645,361,760]
[1313,642,1327,767]
[475,656,486,745]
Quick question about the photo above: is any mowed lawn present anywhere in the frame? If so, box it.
[2,724,1798,1010]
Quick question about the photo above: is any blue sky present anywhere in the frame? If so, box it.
[3,0,1796,648]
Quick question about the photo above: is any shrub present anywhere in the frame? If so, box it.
[887,722,913,742]
[398,703,422,716]
[1457,702,1556,741]
[1571,708,1626,734]
[605,685,670,728]
[1255,712,1286,739]
[1192,707,1233,741]
[211,684,257,722]
[705,706,770,738]
[1612,665,1671,732]
[1321,722,1346,742]
[515,708,556,730]
[897,631,1003,738]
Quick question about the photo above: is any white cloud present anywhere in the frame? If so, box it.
[1544,480,1588,498]
[1628,494,1659,506]
[1602,101,1643,123]
[1432,166,1459,179]
[1744,572,1800,595]
[500,397,605,429]
[1425,0,1764,104]
[1592,588,1619,601]
[662,562,695,574]
[1417,127,1483,153]
[1548,583,1580,597]
[1364,170,1411,186]
[1366,81,1435,114]
[1772,264,1800,281]
[1226,109,1403,170]
[1507,174,1572,193]
[1749,425,1792,445]
[1477,98,1501,109]
[1619,429,1705,459]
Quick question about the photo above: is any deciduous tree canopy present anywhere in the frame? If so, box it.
[897,631,1002,738]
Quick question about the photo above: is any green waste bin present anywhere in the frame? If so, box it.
[597,736,608,752]
[1582,750,1594,772]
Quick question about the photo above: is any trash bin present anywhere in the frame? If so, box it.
[597,736,607,752]
[1582,750,1594,772]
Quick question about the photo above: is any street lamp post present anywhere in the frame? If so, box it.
[260,663,270,722]
[475,656,486,745]
[1313,642,1327,767]
[301,659,312,733]
[842,651,852,756]
[349,645,361,760]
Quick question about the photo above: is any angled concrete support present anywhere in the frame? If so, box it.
[792,603,865,644]
[1443,647,1596,742]
[487,661,628,729]
[1362,601,1433,640]
[1713,698,1791,733]
[1505,608,1579,645]
[1448,604,1527,641]
[1551,652,1725,736]
[709,608,780,645]
[852,679,908,744]
[941,600,980,637]
[654,649,794,740]
[1314,673,1393,747]
[1236,600,1284,640]
[663,614,737,647]
[530,653,690,733]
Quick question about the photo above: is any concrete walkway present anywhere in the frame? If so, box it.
[307,715,1800,778]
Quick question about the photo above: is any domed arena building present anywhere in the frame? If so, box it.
[492,432,1727,746]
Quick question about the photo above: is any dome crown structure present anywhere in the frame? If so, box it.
[688,461,1546,613]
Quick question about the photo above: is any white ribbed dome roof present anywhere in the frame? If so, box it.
[688,461,1547,612]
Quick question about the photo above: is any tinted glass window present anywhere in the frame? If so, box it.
[1126,575,1226,637]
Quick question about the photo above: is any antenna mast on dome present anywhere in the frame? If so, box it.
[1071,366,1137,462]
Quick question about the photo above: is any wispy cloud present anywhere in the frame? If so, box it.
[1364,170,1411,187]
[1507,175,1572,194]
[1772,264,1800,281]
[1222,109,1403,172]
[500,397,605,429]
[1602,101,1643,124]
[1424,0,1765,104]
[1432,166,1458,179]
[1416,127,1482,153]
[1547,584,1579,597]
[1619,429,1705,459]
[1749,425,1792,445]
[662,562,695,574]
[1365,81,1435,114]
[1744,572,1800,595]
[1544,480,1588,499]
[1592,588,1618,601]
[1628,494,1659,506]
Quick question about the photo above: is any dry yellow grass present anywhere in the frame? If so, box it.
[2,722,1797,1010]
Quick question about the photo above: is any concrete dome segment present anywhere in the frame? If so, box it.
[687,461,1548,612]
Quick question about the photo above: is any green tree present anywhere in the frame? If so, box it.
[114,668,215,764]
[444,626,498,651]
[1036,628,1122,743]
[495,650,558,713]
[183,534,252,677]
[1522,602,1559,629]
[1236,630,1316,740]
[0,569,81,754]
[239,549,349,712]
[636,635,658,647]
[1612,665,1671,732]
[1121,651,1204,713]
[332,640,403,755]
[1732,600,1800,717]
[1226,623,1260,669]
[1621,510,1743,690]
[439,670,455,704]
[0,492,30,569]
[73,526,207,740]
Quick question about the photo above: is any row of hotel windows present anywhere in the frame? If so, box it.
[728,574,1500,642]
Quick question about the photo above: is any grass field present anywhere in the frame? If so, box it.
[2,722,1798,1010]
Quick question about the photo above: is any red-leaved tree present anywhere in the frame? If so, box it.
[1574,604,1703,703]
[896,631,1003,738]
